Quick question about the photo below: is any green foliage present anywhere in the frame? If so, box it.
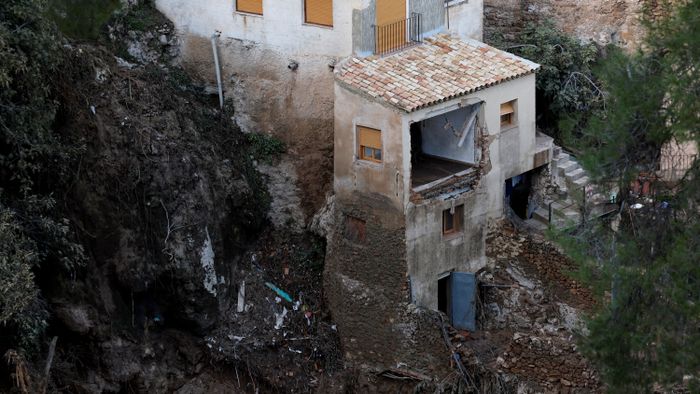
[558,1,700,391]
[46,0,120,40]
[0,0,85,353]
[119,0,168,32]
[494,21,601,141]
[0,208,38,324]
[247,133,286,163]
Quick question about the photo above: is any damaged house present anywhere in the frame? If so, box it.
[156,0,552,370]
[327,33,550,365]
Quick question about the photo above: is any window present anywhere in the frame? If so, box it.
[442,205,464,235]
[237,0,262,15]
[358,126,382,163]
[305,0,333,27]
[500,100,516,128]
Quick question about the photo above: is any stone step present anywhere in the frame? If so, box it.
[573,176,589,188]
[532,207,550,224]
[525,219,549,232]
[556,186,568,199]
[565,168,586,181]
[555,155,571,167]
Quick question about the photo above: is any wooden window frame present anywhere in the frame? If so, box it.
[236,0,263,16]
[442,205,464,236]
[500,100,516,129]
[304,0,333,27]
[357,126,383,164]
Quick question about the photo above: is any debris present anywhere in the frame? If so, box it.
[379,368,431,381]
[237,281,245,313]
[265,282,293,303]
[274,307,288,330]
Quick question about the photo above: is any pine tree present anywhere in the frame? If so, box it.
[563,1,700,391]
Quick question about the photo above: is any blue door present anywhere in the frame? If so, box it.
[451,272,477,331]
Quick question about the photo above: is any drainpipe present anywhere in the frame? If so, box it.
[445,0,450,30]
[211,31,224,109]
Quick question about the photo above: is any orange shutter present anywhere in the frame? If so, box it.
[500,101,515,116]
[305,0,333,27]
[237,0,262,15]
[358,126,382,150]
[376,0,406,25]
[375,0,406,53]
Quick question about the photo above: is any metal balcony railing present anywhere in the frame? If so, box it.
[374,13,422,55]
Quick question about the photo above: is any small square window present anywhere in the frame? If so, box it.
[500,100,516,128]
[237,0,263,15]
[358,126,382,163]
[442,205,464,236]
[305,0,333,27]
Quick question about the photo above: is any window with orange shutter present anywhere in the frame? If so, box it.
[305,0,333,27]
[500,100,516,128]
[237,0,262,15]
[357,126,382,163]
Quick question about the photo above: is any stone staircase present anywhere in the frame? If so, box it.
[526,146,616,230]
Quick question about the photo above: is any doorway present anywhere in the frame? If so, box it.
[437,272,477,331]
[505,173,532,219]
[438,274,451,316]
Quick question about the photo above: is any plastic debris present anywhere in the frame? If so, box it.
[237,281,246,313]
[274,307,288,330]
[265,282,293,303]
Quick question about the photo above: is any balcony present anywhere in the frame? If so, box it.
[374,13,423,55]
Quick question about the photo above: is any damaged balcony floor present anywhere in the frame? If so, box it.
[411,156,473,188]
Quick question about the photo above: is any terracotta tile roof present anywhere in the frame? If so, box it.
[335,34,540,112]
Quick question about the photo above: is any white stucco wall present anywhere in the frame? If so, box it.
[334,83,406,208]
[446,0,484,41]
[156,0,362,57]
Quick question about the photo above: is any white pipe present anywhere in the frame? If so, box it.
[211,32,224,109]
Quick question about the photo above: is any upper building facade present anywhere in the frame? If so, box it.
[157,0,484,58]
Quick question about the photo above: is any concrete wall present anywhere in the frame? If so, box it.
[447,0,484,41]
[334,83,407,208]
[410,0,447,35]
[352,1,376,55]
[405,189,487,309]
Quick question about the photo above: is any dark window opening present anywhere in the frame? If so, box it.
[442,204,464,236]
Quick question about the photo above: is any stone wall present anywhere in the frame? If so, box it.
[484,0,653,49]
[323,192,451,375]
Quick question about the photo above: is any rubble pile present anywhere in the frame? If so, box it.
[445,221,602,392]
[206,232,343,391]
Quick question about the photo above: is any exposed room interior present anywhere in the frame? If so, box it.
[410,102,481,188]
